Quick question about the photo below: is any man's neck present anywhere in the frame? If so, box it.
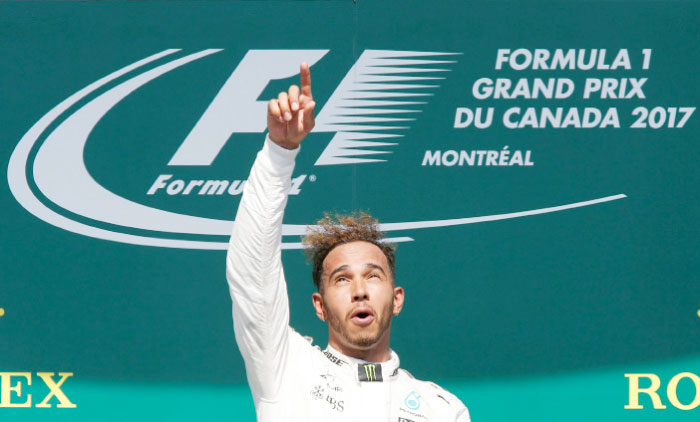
[328,340,391,363]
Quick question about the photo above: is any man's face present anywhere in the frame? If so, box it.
[312,241,404,355]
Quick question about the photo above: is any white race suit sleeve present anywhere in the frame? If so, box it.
[226,135,300,404]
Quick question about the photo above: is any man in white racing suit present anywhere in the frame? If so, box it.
[226,62,471,422]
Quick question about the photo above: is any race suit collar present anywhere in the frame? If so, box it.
[323,344,401,382]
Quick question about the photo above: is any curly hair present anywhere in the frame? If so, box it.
[303,211,396,291]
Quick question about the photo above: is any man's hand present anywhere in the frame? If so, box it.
[267,62,316,150]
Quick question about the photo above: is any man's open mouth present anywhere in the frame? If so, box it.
[350,308,375,326]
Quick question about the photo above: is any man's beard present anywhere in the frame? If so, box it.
[326,299,394,348]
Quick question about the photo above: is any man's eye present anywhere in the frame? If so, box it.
[369,273,379,279]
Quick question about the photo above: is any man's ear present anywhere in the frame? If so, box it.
[312,292,326,321]
[392,286,405,316]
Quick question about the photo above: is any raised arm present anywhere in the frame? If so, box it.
[225,63,315,403]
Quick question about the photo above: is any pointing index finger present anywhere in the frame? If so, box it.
[300,62,313,99]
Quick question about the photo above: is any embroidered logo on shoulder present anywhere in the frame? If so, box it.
[404,391,422,410]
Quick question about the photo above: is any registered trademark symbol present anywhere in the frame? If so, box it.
[309,174,317,182]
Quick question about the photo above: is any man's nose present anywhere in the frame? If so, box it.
[351,278,369,302]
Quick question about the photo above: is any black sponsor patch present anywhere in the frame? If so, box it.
[358,363,383,382]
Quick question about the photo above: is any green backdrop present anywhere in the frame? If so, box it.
[1,1,698,420]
